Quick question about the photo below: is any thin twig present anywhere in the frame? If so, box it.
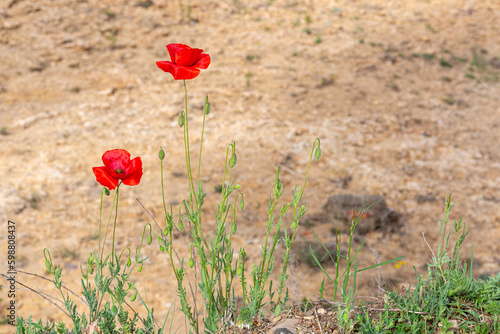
[318,298,431,315]
[314,307,324,334]
[422,232,436,259]
[1,274,70,318]
[16,269,88,305]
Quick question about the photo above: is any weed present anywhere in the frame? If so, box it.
[245,72,252,87]
[422,53,435,60]
[315,34,322,44]
[440,58,453,68]
[444,97,455,105]
[104,10,116,19]
[137,1,153,9]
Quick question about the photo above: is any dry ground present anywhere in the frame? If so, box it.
[1,0,500,332]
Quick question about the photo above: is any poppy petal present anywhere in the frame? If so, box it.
[122,168,143,186]
[156,61,200,80]
[166,43,191,62]
[93,166,119,190]
[175,48,204,67]
[102,149,131,172]
[193,53,211,70]
[123,156,143,178]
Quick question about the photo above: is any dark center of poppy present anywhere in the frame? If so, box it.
[115,168,123,174]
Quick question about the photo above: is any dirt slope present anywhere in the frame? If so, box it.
[1,0,499,332]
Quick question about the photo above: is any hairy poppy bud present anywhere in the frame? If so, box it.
[178,111,185,127]
[315,147,322,160]
[188,258,194,268]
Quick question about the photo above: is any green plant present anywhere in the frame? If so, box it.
[151,45,322,333]
[309,201,403,333]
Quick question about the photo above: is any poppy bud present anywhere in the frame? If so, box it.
[111,304,118,315]
[239,199,244,211]
[291,220,298,231]
[237,266,243,276]
[315,147,322,160]
[205,96,210,115]
[146,233,152,245]
[188,258,194,268]
[230,222,238,235]
[104,188,111,196]
[45,260,51,272]
[127,257,131,267]
[138,265,143,272]
[178,111,185,127]
[229,154,237,168]
[159,245,165,252]
[178,219,184,231]
[130,292,137,302]
[158,147,165,160]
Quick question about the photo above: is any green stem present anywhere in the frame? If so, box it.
[111,183,121,265]
[160,149,168,226]
[198,96,208,181]
[100,187,119,261]
[98,188,104,266]
[183,80,197,209]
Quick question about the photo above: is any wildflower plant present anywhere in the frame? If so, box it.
[154,43,321,332]
[17,149,165,333]
[18,42,321,333]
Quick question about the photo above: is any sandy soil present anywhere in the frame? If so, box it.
[1,0,500,332]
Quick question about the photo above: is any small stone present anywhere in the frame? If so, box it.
[317,308,327,315]
[272,316,281,323]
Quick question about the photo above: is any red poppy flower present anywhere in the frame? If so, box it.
[156,43,211,80]
[92,149,143,190]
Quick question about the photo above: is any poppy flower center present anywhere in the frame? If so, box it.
[115,168,123,174]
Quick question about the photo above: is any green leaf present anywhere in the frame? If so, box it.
[319,278,325,299]
[356,255,405,273]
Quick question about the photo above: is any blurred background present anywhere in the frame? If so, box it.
[1,0,499,331]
